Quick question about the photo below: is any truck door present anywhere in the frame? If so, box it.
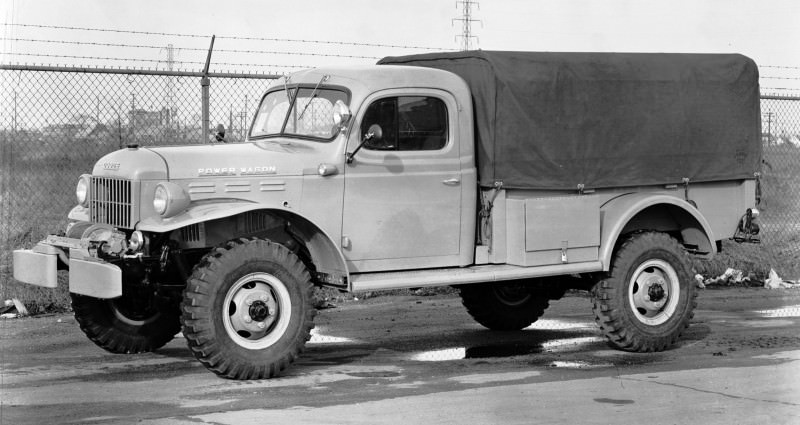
[342,90,462,272]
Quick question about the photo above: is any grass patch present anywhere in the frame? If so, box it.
[0,273,72,315]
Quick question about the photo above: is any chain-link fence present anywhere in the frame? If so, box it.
[2,65,800,291]
[758,95,800,256]
[0,65,276,289]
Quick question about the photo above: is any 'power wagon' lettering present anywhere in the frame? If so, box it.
[198,166,277,176]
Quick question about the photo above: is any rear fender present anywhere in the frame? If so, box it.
[600,193,715,270]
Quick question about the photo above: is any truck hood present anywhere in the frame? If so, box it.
[146,141,328,180]
[92,147,168,180]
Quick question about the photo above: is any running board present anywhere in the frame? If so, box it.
[349,261,603,292]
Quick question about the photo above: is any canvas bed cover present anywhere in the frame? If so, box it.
[378,51,761,190]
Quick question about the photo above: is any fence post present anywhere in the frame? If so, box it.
[201,35,215,143]
[1,96,12,276]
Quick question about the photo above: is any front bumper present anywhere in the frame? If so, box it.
[13,237,122,299]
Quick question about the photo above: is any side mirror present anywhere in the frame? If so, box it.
[214,124,227,143]
[365,124,383,143]
[346,124,383,164]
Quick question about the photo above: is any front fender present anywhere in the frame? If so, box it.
[137,202,350,287]
[600,193,716,270]
[137,201,263,233]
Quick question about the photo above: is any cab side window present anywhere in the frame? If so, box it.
[361,96,448,151]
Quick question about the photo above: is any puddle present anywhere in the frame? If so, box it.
[753,305,800,318]
[410,336,604,362]
[754,350,800,361]
[450,371,540,384]
[525,319,595,331]
[594,398,635,405]
[737,319,796,328]
[541,336,605,351]
[411,348,466,362]
[550,360,613,369]
[308,328,356,344]
[345,371,402,378]
[466,344,542,358]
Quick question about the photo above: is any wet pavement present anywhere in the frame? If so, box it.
[1,288,800,424]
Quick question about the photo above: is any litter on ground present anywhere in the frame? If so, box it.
[764,269,800,289]
[0,299,29,319]
[703,268,750,287]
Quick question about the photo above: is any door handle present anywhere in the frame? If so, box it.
[442,178,461,186]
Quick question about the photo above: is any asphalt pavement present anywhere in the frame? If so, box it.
[1,288,799,424]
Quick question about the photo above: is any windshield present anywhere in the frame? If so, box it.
[250,87,348,141]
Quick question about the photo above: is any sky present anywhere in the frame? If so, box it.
[2,0,799,92]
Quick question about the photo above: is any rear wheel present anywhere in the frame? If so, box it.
[181,238,315,380]
[592,232,697,352]
[459,282,550,330]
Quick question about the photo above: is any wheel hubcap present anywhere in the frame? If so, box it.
[249,300,271,322]
[628,259,680,326]
[223,272,292,350]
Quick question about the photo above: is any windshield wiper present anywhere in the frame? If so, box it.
[283,75,294,103]
[297,75,330,120]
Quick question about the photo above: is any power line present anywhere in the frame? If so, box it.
[216,35,446,51]
[762,65,800,70]
[2,22,208,38]
[7,38,381,59]
[3,52,308,69]
[761,76,800,80]
[2,22,446,50]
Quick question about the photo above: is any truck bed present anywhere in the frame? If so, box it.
[379,51,762,190]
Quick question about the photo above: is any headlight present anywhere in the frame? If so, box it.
[153,182,190,218]
[153,185,168,215]
[76,174,91,207]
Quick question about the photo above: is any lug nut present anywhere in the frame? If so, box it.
[243,316,252,323]
[246,299,253,306]
[260,294,268,302]
[257,322,266,329]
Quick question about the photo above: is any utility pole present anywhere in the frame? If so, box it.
[243,94,249,139]
[764,112,774,145]
[166,44,175,128]
[131,93,136,142]
[12,91,17,133]
[454,0,481,51]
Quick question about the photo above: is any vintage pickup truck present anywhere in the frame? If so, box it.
[14,51,762,379]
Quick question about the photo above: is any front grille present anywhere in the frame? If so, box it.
[90,176,134,228]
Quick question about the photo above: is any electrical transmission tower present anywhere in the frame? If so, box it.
[454,0,480,51]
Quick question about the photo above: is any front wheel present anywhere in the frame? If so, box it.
[181,238,315,380]
[71,292,181,354]
[592,232,697,352]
